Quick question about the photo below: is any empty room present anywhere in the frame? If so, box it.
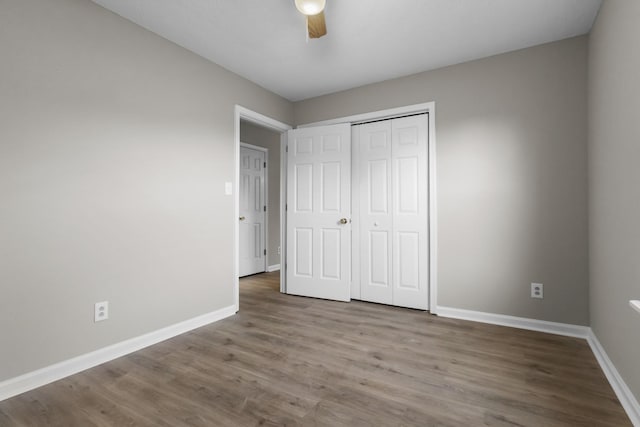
[1,0,639,425]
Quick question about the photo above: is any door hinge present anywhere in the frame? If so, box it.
[264,162,266,168]
[286,145,289,153]
[264,206,266,212]
[264,249,267,255]
[285,204,288,211]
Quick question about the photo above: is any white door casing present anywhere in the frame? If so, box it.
[355,114,429,310]
[239,144,266,277]
[286,124,351,301]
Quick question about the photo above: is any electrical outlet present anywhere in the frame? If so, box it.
[277,246,281,255]
[531,283,543,299]
[94,301,109,322]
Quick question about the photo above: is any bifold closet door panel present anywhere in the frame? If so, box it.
[357,120,393,305]
[391,115,429,310]
[353,114,429,310]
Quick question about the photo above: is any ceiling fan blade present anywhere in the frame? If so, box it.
[307,11,327,38]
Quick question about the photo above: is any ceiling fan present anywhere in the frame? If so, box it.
[295,0,327,39]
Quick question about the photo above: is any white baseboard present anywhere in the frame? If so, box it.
[436,305,639,426]
[2,303,638,426]
[436,306,590,338]
[267,264,280,272]
[0,305,236,402]
[587,330,640,426]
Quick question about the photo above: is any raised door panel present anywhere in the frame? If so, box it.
[295,164,313,212]
[321,228,341,280]
[396,231,420,289]
[369,231,390,286]
[294,228,313,277]
[321,162,341,213]
[396,157,419,215]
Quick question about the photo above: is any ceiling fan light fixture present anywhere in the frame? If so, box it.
[295,0,326,16]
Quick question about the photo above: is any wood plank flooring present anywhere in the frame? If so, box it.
[0,272,631,426]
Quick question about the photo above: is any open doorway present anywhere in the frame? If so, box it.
[234,106,291,311]
[239,122,280,276]
[238,142,268,277]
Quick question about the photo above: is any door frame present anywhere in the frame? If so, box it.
[297,102,438,314]
[234,106,292,311]
[239,142,268,277]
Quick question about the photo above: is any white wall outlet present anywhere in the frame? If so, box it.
[531,283,543,299]
[224,181,233,196]
[277,246,281,255]
[94,301,109,322]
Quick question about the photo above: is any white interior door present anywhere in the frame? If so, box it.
[286,123,351,301]
[354,114,429,310]
[239,145,266,277]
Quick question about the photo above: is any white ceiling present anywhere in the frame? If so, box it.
[91,0,602,102]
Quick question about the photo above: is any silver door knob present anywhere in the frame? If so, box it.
[339,218,348,224]
[239,216,246,221]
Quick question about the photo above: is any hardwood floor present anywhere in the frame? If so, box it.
[0,272,631,426]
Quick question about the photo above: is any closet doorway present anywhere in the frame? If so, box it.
[285,103,437,312]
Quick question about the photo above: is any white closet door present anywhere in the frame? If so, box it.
[391,115,429,309]
[356,120,394,305]
[286,123,351,302]
[354,114,429,310]
[239,145,266,277]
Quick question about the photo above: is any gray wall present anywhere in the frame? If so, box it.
[4,0,621,392]
[589,0,640,401]
[0,0,293,381]
[295,37,590,325]
[240,121,282,268]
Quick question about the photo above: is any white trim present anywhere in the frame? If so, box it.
[436,306,590,338]
[350,125,361,300]
[267,264,281,272]
[298,102,437,128]
[427,106,438,314]
[236,106,293,133]
[0,305,236,402]
[240,142,268,153]
[234,109,241,311]
[279,132,287,294]
[587,330,640,426]
[436,306,639,425]
[239,141,269,275]
[235,106,292,310]
[298,101,438,312]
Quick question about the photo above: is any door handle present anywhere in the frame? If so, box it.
[339,218,349,225]
[239,216,246,221]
